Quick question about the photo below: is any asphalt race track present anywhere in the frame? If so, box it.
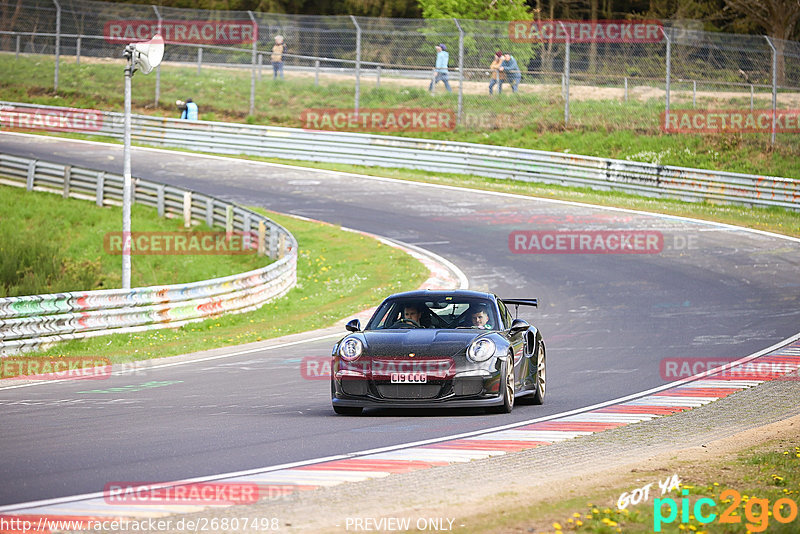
[1,133,799,507]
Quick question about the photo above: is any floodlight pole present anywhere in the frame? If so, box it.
[122,47,134,289]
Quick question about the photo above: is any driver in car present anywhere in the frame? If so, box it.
[469,304,493,329]
[399,303,432,328]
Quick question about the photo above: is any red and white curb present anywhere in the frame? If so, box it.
[2,338,798,532]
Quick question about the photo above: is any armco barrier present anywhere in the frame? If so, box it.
[0,153,297,355]
[1,101,797,210]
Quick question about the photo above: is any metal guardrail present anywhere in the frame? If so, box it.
[2,101,796,210]
[0,153,298,355]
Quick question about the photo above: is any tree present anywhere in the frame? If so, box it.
[724,0,800,84]
[417,0,535,21]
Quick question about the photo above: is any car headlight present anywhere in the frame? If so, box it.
[467,338,496,362]
[339,337,363,361]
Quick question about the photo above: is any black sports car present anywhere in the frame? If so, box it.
[331,290,545,415]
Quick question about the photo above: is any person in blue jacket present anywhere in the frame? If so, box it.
[428,44,452,93]
[499,53,521,94]
[177,98,199,120]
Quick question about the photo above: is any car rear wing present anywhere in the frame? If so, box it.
[502,298,538,308]
[502,298,538,318]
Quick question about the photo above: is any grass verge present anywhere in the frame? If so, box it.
[0,184,268,296]
[6,208,427,368]
[457,424,800,533]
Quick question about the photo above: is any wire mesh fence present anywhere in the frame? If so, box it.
[1,0,799,146]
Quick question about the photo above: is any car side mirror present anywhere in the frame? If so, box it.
[345,319,361,332]
[509,318,530,334]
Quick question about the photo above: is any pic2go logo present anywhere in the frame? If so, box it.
[654,489,799,532]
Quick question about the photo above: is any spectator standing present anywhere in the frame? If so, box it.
[271,35,286,80]
[500,53,521,94]
[489,50,504,95]
[429,44,452,93]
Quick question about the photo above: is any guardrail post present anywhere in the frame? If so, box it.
[225,205,234,240]
[454,18,464,127]
[247,11,257,116]
[663,26,671,130]
[26,160,36,191]
[750,84,754,111]
[624,77,628,102]
[16,34,21,58]
[376,65,381,88]
[258,53,263,80]
[205,197,214,228]
[183,191,192,228]
[52,0,61,92]
[278,233,285,258]
[559,22,570,126]
[153,6,163,107]
[765,36,777,146]
[96,171,105,206]
[314,60,320,86]
[197,48,202,74]
[350,15,361,116]
[76,36,81,65]
[269,226,278,258]
[62,165,71,199]
[156,185,165,216]
[258,220,266,256]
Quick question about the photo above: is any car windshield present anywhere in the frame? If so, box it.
[366,297,498,330]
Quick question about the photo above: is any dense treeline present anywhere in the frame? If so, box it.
[98,0,799,41]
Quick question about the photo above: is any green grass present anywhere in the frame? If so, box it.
[2,53,798,178]
[12,208,428,366]
[0,184,268,297]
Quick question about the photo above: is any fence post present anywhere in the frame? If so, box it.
[183,191,192,228]
[96,171,105,206]
[247,10,257,116]
[350,15,361,116]
[750,84,754,111]
[258,53,263,80]
[197,47,202,74]
[62,165,71,199]
[559,22,570,126]
[152,5,162,107]
[16,34,20,58]
[765,36,777,146]
[315,60,320,86]
[663,26,671,130]
[52,0,61,92]
[76,36,81,65]
[624,77,628,102]
[692,80,696,108]
[454,18,464,127]
[26,160,36,191]
[376,65,381,88]
[206,197,214,228]
[156,184,165,216]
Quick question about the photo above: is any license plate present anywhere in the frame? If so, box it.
[390,372,427,384]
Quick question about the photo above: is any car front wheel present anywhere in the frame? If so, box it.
[490,353,515,414]
[531,342,546,405]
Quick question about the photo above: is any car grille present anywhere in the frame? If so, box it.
[376,384,442,399]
